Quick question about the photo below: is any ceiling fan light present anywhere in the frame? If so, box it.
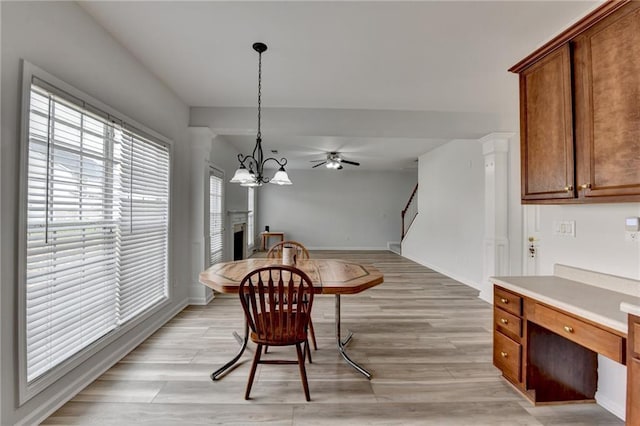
[271,167,292,185]
[326,159,340,169]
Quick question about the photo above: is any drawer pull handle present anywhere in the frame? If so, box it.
[563,326,574,333]
[500,298,508,304]
[500,318,508,324]
[500,351,508,358]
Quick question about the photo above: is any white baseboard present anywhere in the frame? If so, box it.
[189,290,215,305]
[387,241,401,253]
[478,287,493,304]
[22,298,189,426]
[596,391,626,421]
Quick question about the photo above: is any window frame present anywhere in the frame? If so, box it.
[247,187,255,249]
[206,165,225,267]
[17,61,174,404]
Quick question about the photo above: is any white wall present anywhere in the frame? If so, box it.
[1,2,190,424]
[536,204,640,278]
[257,169,416,249]
[535,202,640,419]
[402,140,486,290]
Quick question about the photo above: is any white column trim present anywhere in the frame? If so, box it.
[188,127,215,305]
[481,133,513,302]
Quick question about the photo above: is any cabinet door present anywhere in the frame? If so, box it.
[628,358,640,425]
[574,3,640,199]
[520,44,575,202]
[628,315,640,424]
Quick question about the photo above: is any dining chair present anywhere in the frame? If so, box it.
[239,265,314,401]
[266,240,317,351]
[266,240,310,261]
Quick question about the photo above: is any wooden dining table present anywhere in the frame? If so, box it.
[199,258,384,380]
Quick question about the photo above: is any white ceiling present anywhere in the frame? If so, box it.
[80,1,599,171]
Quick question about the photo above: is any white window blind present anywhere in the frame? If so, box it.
[116,130,170,323]
[24,80,170,383]
[209,168,224,266]
[247,187,255,247]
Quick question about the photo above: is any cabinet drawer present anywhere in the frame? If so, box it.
[494,331,522,383]
[494,287,523,317]
[494,308,522,341]
[531,303,624,363]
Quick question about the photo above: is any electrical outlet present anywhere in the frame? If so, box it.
[625,231,639,242]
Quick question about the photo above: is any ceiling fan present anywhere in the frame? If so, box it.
[310,152,361,170]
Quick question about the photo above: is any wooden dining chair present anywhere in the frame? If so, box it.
[266,240,317,351]
[266,240,310,261]
[239,265,314,401]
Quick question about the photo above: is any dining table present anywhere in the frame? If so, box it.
[199,258,384,380]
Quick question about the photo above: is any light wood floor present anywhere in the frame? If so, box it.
[44,251,623,425]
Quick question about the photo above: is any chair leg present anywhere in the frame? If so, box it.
[305,339,312,364]
[264,345,269,354]
[245,343,263,400]
[308,318,318,350]
[295,343,311,401]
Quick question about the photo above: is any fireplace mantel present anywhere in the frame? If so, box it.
[227,210,249,225]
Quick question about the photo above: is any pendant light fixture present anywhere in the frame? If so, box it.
[230,42,292,187]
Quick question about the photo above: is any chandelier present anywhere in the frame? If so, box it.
[230,42,292,187]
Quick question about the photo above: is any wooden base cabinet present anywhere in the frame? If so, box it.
[628,315,640,424]
[493,285,626,406]
[493,287,524,388]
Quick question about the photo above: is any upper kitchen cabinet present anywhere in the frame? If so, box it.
[519,45,574,202]
[573,3,640,200]
[511,0,640,204]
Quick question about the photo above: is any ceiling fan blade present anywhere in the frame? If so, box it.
[312,162,327,168]
[341,160,360,166]
[309,159,326,163]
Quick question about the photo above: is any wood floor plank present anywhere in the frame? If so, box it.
[44,250,623,425]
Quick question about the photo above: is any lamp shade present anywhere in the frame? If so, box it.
[271,167,292,185]
[230,166,252,183]
[240,178,261,187]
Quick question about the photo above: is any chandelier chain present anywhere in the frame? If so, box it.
[257,49,262,140]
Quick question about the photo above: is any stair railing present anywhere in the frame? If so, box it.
[401,183,418,240]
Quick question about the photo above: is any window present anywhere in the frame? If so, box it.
[247,187,255,248]
[208,167,224,266]
[20,67,171,400]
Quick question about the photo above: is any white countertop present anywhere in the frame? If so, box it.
[621,302,640,317]
[492,275,640,334]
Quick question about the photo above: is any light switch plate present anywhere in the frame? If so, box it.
[553,220,576,237]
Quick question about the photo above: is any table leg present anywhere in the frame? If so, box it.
[211,309,249,381]
[335,294,372,379]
